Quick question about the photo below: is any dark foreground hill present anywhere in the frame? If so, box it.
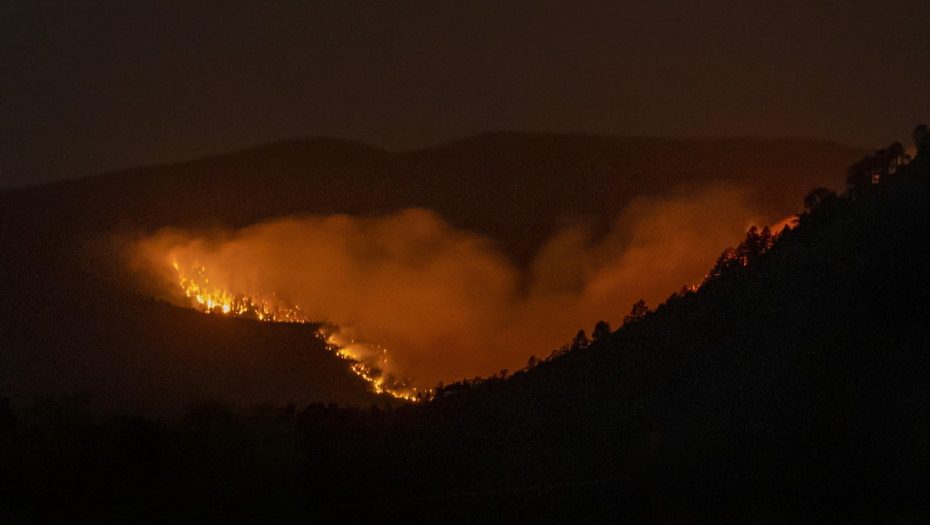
[1,140,926,522]
[0,279,387,417]
[296,155,930,522]
[0,134,862,414]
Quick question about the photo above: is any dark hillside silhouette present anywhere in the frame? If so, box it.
[296,138,929,521]
[0,276,393,417]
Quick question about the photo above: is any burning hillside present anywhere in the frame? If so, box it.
[169,258,419,400]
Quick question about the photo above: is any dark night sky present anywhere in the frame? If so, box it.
[2,0,928,189]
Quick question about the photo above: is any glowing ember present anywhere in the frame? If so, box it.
[172,260,420,401]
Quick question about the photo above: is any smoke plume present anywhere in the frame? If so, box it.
[133,183,772,386]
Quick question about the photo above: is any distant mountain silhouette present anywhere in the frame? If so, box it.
[2,133,863,268]
[0,133,865,415]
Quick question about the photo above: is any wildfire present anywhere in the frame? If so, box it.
[171,260,420,401]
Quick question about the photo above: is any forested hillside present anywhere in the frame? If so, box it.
[303,139,930,521]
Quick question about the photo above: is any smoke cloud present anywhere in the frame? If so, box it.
[133,183,771,387]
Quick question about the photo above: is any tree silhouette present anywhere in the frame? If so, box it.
[804,188,837,213]
[592,320,611,343]
[570,330,590,352]
[623,299,649,324]
[736,226,773,266]
[706,225,779,284]
[525,355,539,370]
[913,124,929,156]
[846,157,872,197]
[875,147,892,181]
[707,246,739,281]
[888,141,905,167]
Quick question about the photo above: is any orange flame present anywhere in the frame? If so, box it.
[171,259,420,401]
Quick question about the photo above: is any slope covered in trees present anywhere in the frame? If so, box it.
[306,148,930,521]
[1,132,927,521]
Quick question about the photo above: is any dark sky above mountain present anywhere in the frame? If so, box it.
[2,0,928,189]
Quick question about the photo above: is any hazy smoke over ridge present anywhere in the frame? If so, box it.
[134,183,770,386]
